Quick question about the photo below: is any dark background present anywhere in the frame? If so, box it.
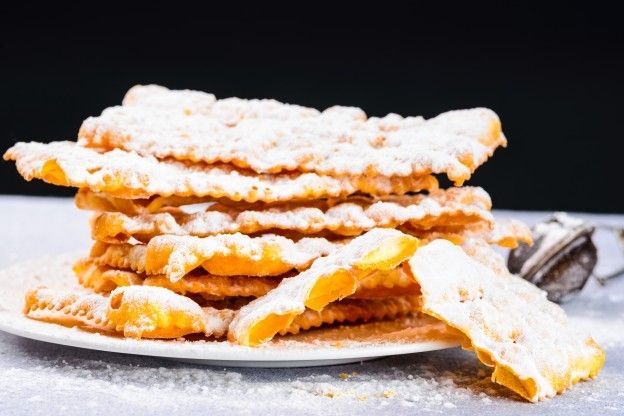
[1,2,622,212]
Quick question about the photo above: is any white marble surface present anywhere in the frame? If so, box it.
[0,195,622,415]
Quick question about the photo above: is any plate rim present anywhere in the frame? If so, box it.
[0,312,458,365]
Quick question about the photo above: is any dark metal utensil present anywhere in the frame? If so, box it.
[508,213,598,303]
[594,224,624,285]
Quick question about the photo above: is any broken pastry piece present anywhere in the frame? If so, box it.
[3,141,439,201]
[408,240,605,402]
[228,228,418,346]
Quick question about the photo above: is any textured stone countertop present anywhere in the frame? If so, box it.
[0,196,622,415]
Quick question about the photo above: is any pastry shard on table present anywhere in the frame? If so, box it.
[3,85,603,402]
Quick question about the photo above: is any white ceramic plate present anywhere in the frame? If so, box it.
[0,255,458,367]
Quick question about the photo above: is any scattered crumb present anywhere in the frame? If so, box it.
[383,390,396,398]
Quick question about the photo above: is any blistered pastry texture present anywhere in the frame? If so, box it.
[407,240,605,402]
[282,296,422,335]
[228,228,419,346]
[70,258,153,292]
[89,233,339,281]
[146,234,338,280]
[79,85,506,184]
[24,286,114,332]
[405,218,533,248]
[75,257,420,301]
[75,188,347,216]
[24,285,218,339]
[75,189,211,216]
[88,186,494,243]
[142,275,277,300]
[74,258,280,299]
[89,242,150,273]
[24,284,423,340]
[3,141,439,201]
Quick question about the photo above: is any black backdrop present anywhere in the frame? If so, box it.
[1,2,622,212]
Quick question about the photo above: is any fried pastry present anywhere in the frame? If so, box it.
[75,258,145,293]
[281,296,422,335]
[25,285,423,340]
[75,258,280,299]
[24,285,212,339]
[228,228,418,346]
[404,218,533,248]
[4,141,440,201]
[88,186,494,243]
[75,257,420,301]
[6,83,599,404]
[89,233,339,280]
[75,188,212,215]
[122,84,321,120]
[408,240,605,402]
[79,85,505,184]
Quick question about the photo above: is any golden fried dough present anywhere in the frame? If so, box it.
[79,85,505,184]
[4,141,439,201]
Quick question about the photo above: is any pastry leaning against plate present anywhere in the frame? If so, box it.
[3,84,604,402]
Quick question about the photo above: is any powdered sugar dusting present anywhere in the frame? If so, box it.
[89,186,494,243]
[78,85,506,183]
[409,240,605,401]
[1,340,621,416]
[229,229,416,343]
[4,141,438,201]
[87,233,340,281]
[146,233,339,281]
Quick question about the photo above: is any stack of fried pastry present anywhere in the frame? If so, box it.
[4,85,604,402]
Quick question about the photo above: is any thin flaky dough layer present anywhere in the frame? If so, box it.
[24,285,422,340]
[24,285,216,339]
[74,258,420,301]
[278,296,422,335]
[3,141,439,201]
[75,189,214,215]
[79,85,506,184]
[89,233,340,281]
[407,240,605,402]
[405,218,533,249]
[73,258,279,299]
[228,228,419,346]
[88,186,494,243]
